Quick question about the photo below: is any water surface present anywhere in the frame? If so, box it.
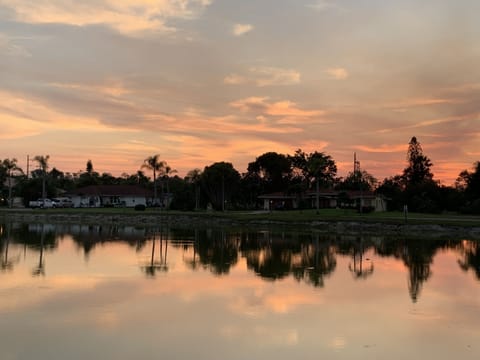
[1,222,479,360]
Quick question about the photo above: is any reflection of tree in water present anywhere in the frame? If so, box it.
[1,223,19,271]
[348,237,374,280]
[241,231,299,281]
[240,231,336,287]
[458,240,480,279]
[32,226,46,277]
[3,221,476,300]
[245,243,294,281]
[291,234,337,287]
[401,239,451,303]
[141,229,169,277]
[6,223,58,277]
[183,229,202,271]
[69,225,149,260]
[195,229,239,275]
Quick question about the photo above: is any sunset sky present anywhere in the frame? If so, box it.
[0,0,479,185]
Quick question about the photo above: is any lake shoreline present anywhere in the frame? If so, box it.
[1,209,479,239]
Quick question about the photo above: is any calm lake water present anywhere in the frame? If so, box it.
[1,222,479,360]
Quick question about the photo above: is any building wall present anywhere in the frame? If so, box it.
[71,195,146,207]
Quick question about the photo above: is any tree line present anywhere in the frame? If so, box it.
[1,136,479,213]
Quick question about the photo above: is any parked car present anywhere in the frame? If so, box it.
[52,197,74,208]
[28,198,56,208]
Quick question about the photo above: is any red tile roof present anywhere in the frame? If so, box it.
[67,185,153,197]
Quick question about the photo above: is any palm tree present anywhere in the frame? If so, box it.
[2,158,22,208]
[33,155,50,203]
[186,168,202,210]
[141,154,165,206]
[162,163,177,208]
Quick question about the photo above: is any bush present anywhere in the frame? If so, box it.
[134,204,146,211]
[359,206,375,213]
[460,199,480,214]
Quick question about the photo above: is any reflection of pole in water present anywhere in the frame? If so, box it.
[32,225,46,277]
[159,226,168,271]
[142,226,169,277]
[150,232,156,267]
[1,224,13,271]
[348,238,374,280]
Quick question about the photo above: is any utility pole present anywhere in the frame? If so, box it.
[222,174,225,211]
[354,153,363,214]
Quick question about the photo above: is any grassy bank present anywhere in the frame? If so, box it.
[1,207,479,227]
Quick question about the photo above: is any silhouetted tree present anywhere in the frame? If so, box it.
[76,160,101,187]
[201,162,240,210]
[1,158,22,207]
[247,152,292,193]
[33,155,50,201]
[403,136,434,187]
[142,154,165,205]
[162,163,177,206]
[291,149,337,213]
[291,149,337,188]
[185,168,202,210]
[338,169,377,192]
[464,162,480,199]
[458,161,480,213]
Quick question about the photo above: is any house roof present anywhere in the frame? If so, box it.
[67,185,153,197]
[258,192,297,200]
[259,189,380,200]
[305,189,377,199]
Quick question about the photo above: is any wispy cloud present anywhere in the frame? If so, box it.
[308,0,340,12]
[0,0,211,36]
[230,97,324,117]
[50,80,131,98]
[233,23,254,36]
[325,67,348,80]
[224,74,248,85]
[250,67,301,86]
[0,33,31,57]
[384,97,464,110]
[224,67,300,87]
[354,144,406,153]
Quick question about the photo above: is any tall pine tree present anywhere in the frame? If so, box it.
[402,136,434,187]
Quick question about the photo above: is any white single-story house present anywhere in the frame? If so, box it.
[258,192,298,210]
[66,185,153,208]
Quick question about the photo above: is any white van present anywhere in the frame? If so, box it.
[52,197,74,208]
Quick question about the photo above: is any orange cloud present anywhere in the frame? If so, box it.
[233,23,254,36]
[325,67,349,80]
[50,80,131,98]
[354,144,407,153]
[0,90,120,137]
[0,0,211,36]
[384,97,464,112]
